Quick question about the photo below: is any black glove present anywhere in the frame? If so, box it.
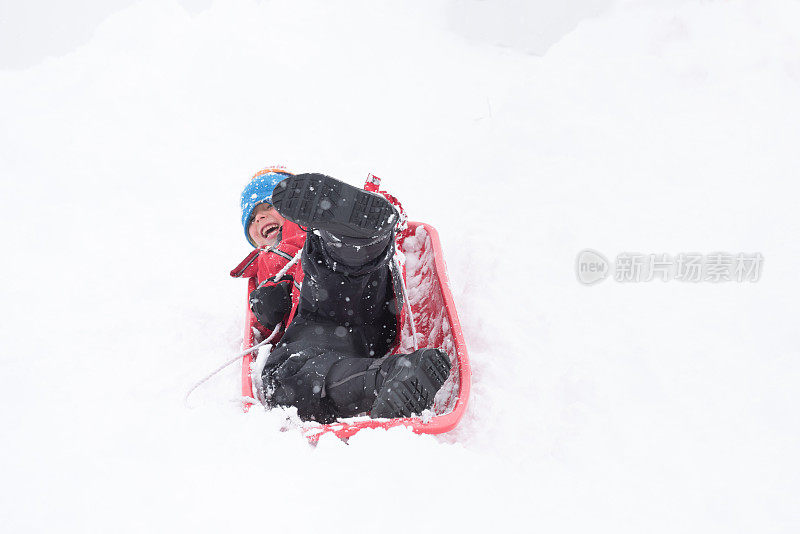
[249,278,292,330]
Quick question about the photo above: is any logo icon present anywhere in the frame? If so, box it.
[576,249,610,285]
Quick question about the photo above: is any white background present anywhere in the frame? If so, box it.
[1,1,799,532]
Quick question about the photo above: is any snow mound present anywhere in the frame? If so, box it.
[2,0,800,532]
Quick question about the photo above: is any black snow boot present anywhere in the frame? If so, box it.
[271,172,398,242]
[370,348,452,419]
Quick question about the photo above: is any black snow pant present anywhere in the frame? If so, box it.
[262,229,402,422]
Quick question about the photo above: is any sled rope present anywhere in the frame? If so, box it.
[397,256,419,352]
[257,246,304,289]
[275,248,303,281]
[184,324,283,409]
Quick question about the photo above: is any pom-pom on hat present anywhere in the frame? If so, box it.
[241,166,293,246]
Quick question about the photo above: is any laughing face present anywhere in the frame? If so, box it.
[248,202,286,247]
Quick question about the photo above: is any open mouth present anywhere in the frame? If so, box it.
[260,224,279,239]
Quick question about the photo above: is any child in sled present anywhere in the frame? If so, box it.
[230,168,451,423]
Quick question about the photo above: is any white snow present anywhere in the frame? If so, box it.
[2,0,800,532]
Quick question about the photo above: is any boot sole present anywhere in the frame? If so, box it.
[370,348,452,419]
[271,173,398,239]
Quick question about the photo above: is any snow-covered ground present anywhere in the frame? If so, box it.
[2,0,800,531]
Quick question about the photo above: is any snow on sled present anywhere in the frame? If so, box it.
[240,221,471,441]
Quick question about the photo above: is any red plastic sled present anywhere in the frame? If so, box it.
[240,221,471,441]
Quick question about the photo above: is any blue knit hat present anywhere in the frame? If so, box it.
[240,167,292,246]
